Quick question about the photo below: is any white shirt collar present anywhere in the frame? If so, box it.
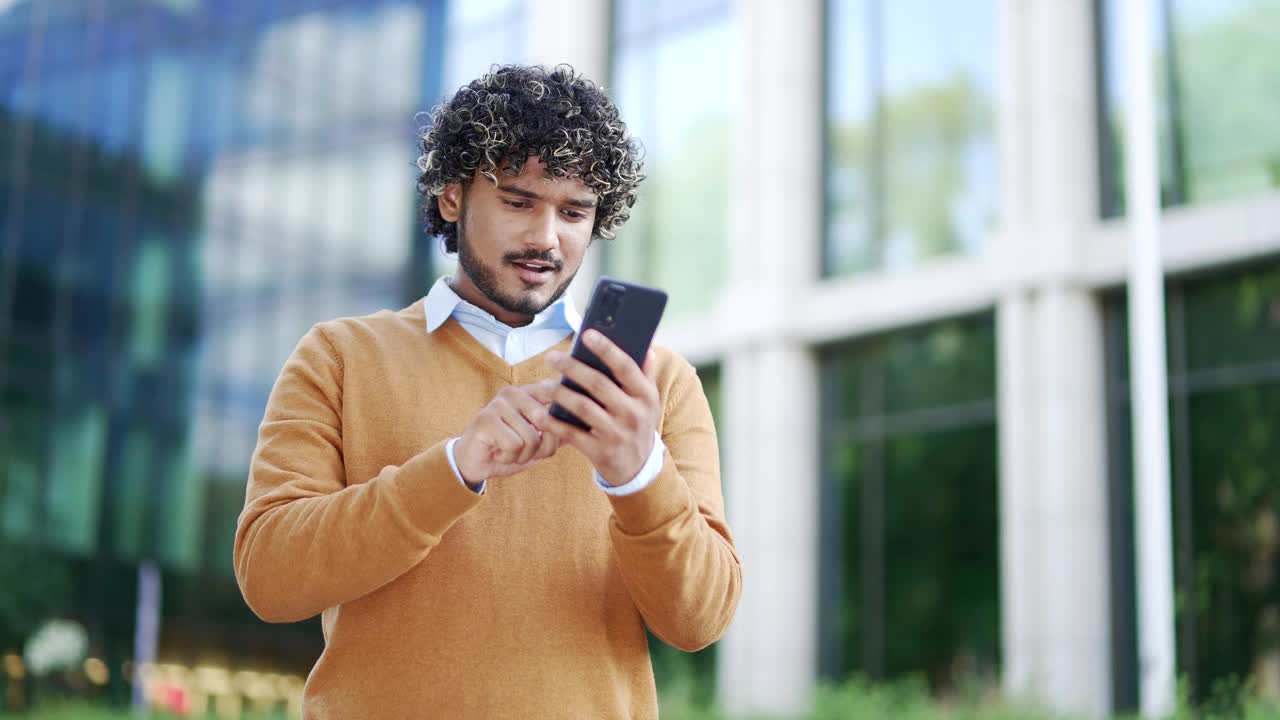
[423,276,582,334]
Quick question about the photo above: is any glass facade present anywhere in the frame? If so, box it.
[1106,259,1280,709]
[0,0,454,686]
[609,0,737,319]
[1097,0,1280,216]
[824,0,999,276]
[819,314,1000,689]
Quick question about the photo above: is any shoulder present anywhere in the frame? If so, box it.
[307,299,428,362]
[648,343,704,403]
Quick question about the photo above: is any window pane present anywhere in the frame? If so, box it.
[1185,380,1280,690]
[1182,260,1280,372]
[826,0,997,276]
[882,424,1000,680]
[821,313,1000,690]
[1097,0,1280,215]
[881,1,997,267]
[1171,1,1280,203]
[611,7,736,319]
[1105,259,1280,704]
[826,0,875,274]
[882,315,997,414]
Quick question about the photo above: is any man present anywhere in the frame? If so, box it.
[233,64,741,718]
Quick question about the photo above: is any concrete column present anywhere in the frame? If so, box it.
[999,288,1111,718]
[1034,288,1111,716]
[720,345,819,715]
[997,290,1042,696]
[525,0,610,306]
[718,0,822,716]
[524,0,608,80]
[995,0,1113,716]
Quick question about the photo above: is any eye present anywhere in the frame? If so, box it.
[562,209,588,220]
[502,199,530,209]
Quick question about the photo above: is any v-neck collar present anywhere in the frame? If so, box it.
[432,315,574,384]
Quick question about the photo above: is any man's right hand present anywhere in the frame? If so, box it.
[454,380,561,485]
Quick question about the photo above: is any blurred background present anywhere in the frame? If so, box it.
[0,0,1278,718]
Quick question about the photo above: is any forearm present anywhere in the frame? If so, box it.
[607,455,742,651]
[234,441,482,622]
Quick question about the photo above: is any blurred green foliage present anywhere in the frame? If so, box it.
[0,543,74,653]
[653,672,1280,720]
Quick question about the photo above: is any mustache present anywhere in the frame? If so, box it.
[503,249,563,270]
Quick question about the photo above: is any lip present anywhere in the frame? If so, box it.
[511,260,555,285]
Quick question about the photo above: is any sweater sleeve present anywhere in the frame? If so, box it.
[233,325,484,623]
[605,361,743,652]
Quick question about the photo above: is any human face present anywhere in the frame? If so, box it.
[437,157,598,328]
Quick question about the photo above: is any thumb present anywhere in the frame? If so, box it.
[643,349,658,381]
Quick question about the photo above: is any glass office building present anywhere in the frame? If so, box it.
[3,0,1280,717]
[0,0,526,705]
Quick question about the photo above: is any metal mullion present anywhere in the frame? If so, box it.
[868,0,885,270]
[816,358,846,679]
[1158,0,1188,206]
[1167,288,1197,693]
[1181,359,1280,395]
[829,397,998,442]
[860,341,885,678]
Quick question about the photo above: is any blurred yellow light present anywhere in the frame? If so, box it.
[193,665,232,695]
[3,654,24,679]
[84,657,109,685]
[273,673,303,696]
[233,669,277,700]
[215,692,242,719]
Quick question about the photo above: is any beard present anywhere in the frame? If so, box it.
[455,201,578,319]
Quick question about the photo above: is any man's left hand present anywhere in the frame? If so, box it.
[538,330,659,487]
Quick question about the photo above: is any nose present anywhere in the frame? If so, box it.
[528,204,560,253]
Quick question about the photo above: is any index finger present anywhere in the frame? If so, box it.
[525,378,560,405]
[581,330,648,395]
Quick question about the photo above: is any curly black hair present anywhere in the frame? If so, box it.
[417,64,646,253]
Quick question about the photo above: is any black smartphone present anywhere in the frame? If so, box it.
[549,277,668,432]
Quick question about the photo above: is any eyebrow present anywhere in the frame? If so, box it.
[497,184,598,209]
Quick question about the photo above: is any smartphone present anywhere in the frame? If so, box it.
[548,277,668,432]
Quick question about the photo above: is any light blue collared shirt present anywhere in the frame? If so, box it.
[424,277,665,496]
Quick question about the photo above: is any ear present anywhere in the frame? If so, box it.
[437,182,464,223]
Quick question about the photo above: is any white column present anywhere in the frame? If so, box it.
[996,290,1042,696]
[998,294,1113,719]
[524,0,610,307]
[718,0,823,716]
[1033,288,1112,717]
[523,0,608,80]
[995,0,1113,716]
[1121,0,1177,713]
[720,346,819,715]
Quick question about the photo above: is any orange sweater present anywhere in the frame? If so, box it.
[233,299,742,719]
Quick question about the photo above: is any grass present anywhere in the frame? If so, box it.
[660,673,1280,720]
[11,675,1280,719]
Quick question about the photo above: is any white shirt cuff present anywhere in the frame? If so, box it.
[595,431,665,496]
[446,437,486,494]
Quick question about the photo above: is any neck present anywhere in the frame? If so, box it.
[447,274,536,328]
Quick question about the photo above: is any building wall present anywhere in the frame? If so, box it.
[555,0,1280,717]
